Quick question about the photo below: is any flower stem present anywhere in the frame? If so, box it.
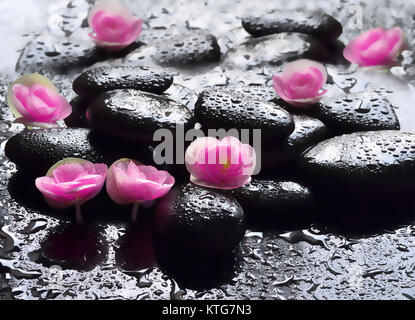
[131,202,140,223]
[75,202,82,224]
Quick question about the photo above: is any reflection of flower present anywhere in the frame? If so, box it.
[343,27,404,66]
[185,136,256,190]
[88,0,143,50]
[7,74,72,128]
[273,59,327,108]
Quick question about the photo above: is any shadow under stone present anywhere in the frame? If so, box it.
[313,189,415,237]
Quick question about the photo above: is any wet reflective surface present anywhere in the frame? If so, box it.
[1,0,415,300]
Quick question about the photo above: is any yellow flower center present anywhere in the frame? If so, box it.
[221,158,231,171]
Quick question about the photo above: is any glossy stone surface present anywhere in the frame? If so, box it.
[228,179,315,229]
[87,89,195,142]
[73,66,174,99]
[194,87,293,143]
[225,84,278,102]
[300,130,415,191]
[155,29,221,65]
[311,92,400,134]
[261,114,328,172]
[64,96,89,128]
[132,28,221,66]
[5,128,104,173]
[242,9,342,41]
[155,183,245,254]
[16,34,102,74]
[222,32,330,69]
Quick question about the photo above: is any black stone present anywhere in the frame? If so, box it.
[300,130,415,195]
[225,85,278,102]
[228,179,315,229]
[16,32,140,74]
[5,128,105,174]
[310,92,400,134]
[194,87,294,143]
[242,10,342,42]
[222,32,331,69]
[64,96,89,128]
[133,28,221,66]
[261,114,328,173]
[72,65,174,99]
[155,183,246,255]
[16,34,101,74]
[87,89,195,142]
[155,29,221,65]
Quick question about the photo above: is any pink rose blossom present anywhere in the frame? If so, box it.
[106,159,175,222]
[106,159,175,205]
[343,27,404,66]
[185,136,256,190]
[273,59,328,108]
[7,74,72,128]
[35,158,108,223]
[88,0,143,50]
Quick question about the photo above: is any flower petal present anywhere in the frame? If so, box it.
[343,27,404,66]
[88,0,142,50]
[272,59,327,108]
[185,136,256,190]
[8,76,72,125]
[36,158,107,208]
[106,158,175,204]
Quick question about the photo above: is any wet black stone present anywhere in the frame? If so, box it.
[134,28,221,66]
[5,128,104,173]
[242,10,342,42]
[16,34,101,74]
[228,179,315,229]
[87,89,195,142]
[194,87,294,143]
[310,92,400,134]
[87,131,164,172]
[64,96,89,128]
[72,66,174,99]
[225,85,278,102]
[223,32,331,69]
[261,114,328,173]
[155,29,221,65]
[300,130,415,195]
[155,183,246,255]
[16,33,140,74]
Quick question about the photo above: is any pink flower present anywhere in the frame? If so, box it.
[343,27,404,66]
[185,136,256,190]
[273,59,327,108]
[106,159,175,205]
[88,0,143,50]
[7,74,72,128]
[35,158,108,222]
